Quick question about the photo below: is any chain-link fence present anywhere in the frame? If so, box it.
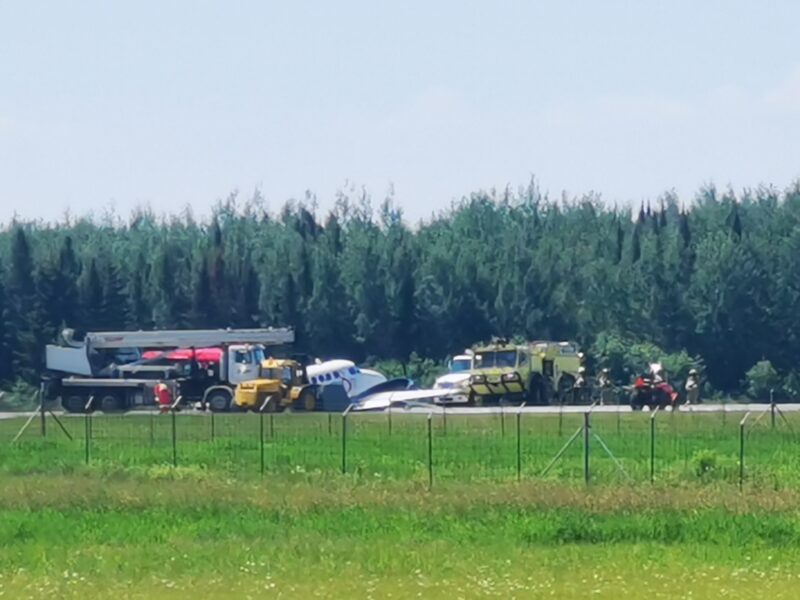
[2,404,799,488]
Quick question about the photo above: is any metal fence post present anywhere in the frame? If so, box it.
[341,405,352,475]
[442,405,447,436]
[270,413,275,439]
[328,413,332,436]
[650,405,660,484]
[583,411,590,485]
[516,405,524,482]
[84,396,93,465]
[558,402,564,437]
[84,412,90,464]
[211,411,216,441]
[38,390,46,437]
[260,411,265,476]
[388,407,393,436]
[770,389,776,430]
[739,412,751,491]
[427,412,433,490]
[170,396,181,468]
[500,403,506,437]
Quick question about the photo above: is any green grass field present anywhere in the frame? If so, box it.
[2,411,800,598]
[2,409,799,486]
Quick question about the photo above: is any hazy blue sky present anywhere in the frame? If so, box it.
[1,1,799,223]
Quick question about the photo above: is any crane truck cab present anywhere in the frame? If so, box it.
[467,339,583,405]
[432,351,474,404]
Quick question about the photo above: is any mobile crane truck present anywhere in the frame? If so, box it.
[42,327,294,412]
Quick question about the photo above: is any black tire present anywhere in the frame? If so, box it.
[526,375,546,405]
[62,394,89,413]
[654,389,670,410]
[630,391,645,411]
[207,390,232,413]
[298,388,316,411]
[557,375,576,404]
[99,393,124,413]
[263,393,282,413]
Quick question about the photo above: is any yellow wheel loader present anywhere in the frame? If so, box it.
[234,358,320,412]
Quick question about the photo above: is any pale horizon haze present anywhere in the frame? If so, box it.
[1,1,799,224]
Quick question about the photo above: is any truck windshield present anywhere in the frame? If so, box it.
[475,351,517,368]
[450,358,472,373]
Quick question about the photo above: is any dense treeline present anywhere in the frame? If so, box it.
[1,181,799,395]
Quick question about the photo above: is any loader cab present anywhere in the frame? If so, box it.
[259,362,306,387]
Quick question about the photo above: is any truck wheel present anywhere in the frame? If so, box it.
[207,390,232,413]
[63,394,89,413]
[557,375,576,403]
[299,388,316,411]
[99,393,124,413]
[263,393,281,413]
[526,375,548,405]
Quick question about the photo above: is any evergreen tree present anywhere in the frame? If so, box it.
[80,259,105,329]
[7,228,41,380]
[0,280,12,382]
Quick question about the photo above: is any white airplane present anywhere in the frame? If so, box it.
[305,359,388,397]
[303,358,446,411]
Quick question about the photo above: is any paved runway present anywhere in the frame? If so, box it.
[2,402,800,420]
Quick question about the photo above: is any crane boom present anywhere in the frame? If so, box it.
[75,328,295,349]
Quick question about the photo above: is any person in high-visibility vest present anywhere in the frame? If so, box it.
[155,381,172,413]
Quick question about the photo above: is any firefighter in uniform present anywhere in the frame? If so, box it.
[685,368,700,405]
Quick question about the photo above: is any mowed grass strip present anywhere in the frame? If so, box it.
[1,410,800,488]
[2,474,800,598]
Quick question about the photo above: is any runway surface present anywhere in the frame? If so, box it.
[2,402,800,420]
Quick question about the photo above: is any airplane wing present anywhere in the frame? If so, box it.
[352,389,445,411]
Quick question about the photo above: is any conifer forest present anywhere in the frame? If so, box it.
[2,181,800,397]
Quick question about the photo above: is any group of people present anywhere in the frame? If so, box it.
[571,364,701,405]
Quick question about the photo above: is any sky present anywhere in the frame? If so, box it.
[1,1,799,224]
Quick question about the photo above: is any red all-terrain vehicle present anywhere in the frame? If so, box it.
[630,375,679,410]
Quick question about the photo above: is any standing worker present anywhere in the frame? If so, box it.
[597,368,614,405]
[573,366,589,404]
[154,380,172,413]
[650,363,666,384]
[685,369,700,405]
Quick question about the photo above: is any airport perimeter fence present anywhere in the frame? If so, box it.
[2,400,800,489]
